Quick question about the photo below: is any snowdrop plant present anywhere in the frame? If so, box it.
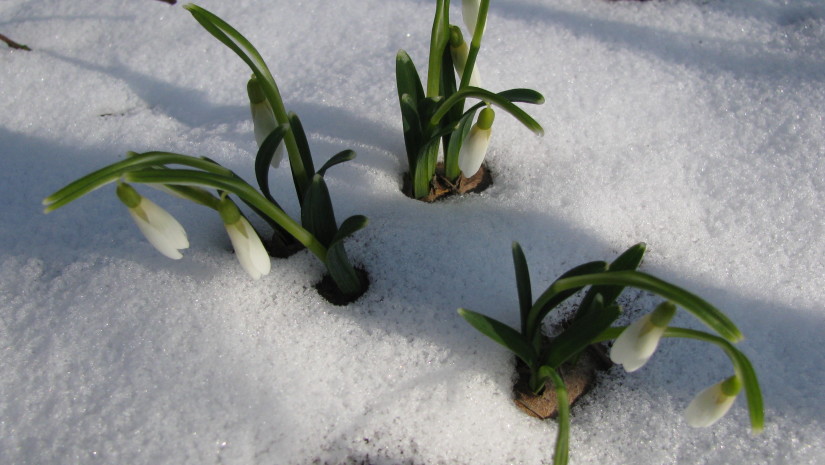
[459,242,763,465]
[397,0,545,200]
[42,4,369,300]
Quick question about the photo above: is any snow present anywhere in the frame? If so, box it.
[1,0,824,464]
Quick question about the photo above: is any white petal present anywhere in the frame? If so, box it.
[225,217,271,280]
[685,382,737,427]
[458,125,491,176]
[269,140,285,168]
[129,198,189,260]
[462,0,486,36]
[251,101,278,147]
[451,42,482,87]
[610,314,666,372]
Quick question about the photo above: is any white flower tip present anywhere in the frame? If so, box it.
[225,217,271,280]
[128,198,189,260]
[684,380,739,428]
[609,314,666,373]
[458,125,492,176]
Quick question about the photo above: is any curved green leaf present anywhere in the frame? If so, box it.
[254,124,289,203]
[430,86,544,136]
[317,150,356,177]
[301,174,338,248]
[331,215,368,247]
[511,242,533,336]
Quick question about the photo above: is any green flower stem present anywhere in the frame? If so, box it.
[184,4,309,200]
[528,271,742,343]
[426,0,450,97]
[458,0,489,90]
[594,326,764,432]
[428,86,544,136]
[43,152,232,213]
[124,169,328,260]
[546,369,570,465]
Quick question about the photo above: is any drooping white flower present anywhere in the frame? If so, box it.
[685,376,741,428]
[462,0,486,36]
[116,183,189,260]
[449,27,482,87]
[610,301,676,372]
[458,107,495,176]
[219,197,271,280]
[247,76,285,168]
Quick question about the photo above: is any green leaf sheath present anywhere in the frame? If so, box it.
[546,369,570,465]
[458,308,538,368]
[184,4,309,199]
[553,272,743,342]
[511,242,533,336]
[430,86,544,136]
[254,124,289,203]
[123,168,327,260]
[43,152,233,212]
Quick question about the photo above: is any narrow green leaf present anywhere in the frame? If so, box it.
[317,150,356,177]
[395,50,424,107]
[400,93,423,174]
[330,215,368,246]
[301,174,338,248]
[496,88,546,105]
[287,112,315,202]
[543,295,620,368]
[458,308,538,368]
[254,124,289,203]
[525,261,609,349]
[511,242,533,337]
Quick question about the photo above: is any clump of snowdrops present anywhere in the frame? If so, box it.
[459,242,763,465]
[43,4,368,301]
[397,0,545,200]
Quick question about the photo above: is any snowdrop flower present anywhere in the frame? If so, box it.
[116,182,189,260]
[218,197,271,280]
[449,26,481,87]
[685,376,741,427]
[458,107,495,176]
[610,301,676,372]
[247,76,285,167]
[462,0,486,36]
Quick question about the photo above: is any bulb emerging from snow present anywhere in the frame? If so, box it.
[685,376,741,427]
[458,107,494,177]
[610,301,675,372]
[247,76,285,168]
[219,197,271,280]
[116,182,189,260]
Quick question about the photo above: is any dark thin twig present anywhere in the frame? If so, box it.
[154,0,177,4]
[0,33,31,51]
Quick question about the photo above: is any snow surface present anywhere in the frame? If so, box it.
[2,0,824,464]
